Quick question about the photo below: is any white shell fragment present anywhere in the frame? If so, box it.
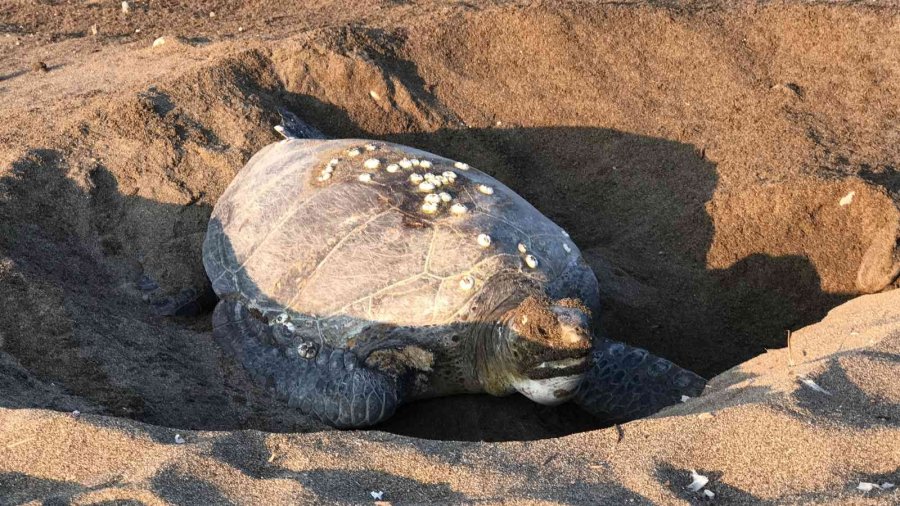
[386,164,400,173]
[421,202,438,214]
[477,234,492,247]
[459,275,475,290]
[347,148,361,157]
[410,173,424,184]
[703,490,715,499]
[857,482,878,492]
[478,184,494,195]
[358,173,373,183]
[450,203,468,215]
[420,160,433,169]
[517,243,527,253]
[882,482,895,490]
[174,434,185,444]
[563,243,572,253]
[840,191,855,207]
[363,158,381,170]
[424,193,441,204]
[454,161,470,170]
[439,192,452,202]
[399,159,413,169]
[418,181,436,192]
[681,395,691,402]
[370,491,384,500]
[524,254,538,268]
[799,377,832,395]
[562,230,570,237]
[686,470,709,492]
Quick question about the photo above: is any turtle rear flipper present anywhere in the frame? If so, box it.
[274,108,327,140]
[212,299,400,428]
[574,338,706,421]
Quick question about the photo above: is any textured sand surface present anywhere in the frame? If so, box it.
[1,1,898,504]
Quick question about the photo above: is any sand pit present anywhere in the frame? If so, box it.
[1,1,898,503]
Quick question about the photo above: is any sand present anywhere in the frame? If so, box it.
[0,0,898,504]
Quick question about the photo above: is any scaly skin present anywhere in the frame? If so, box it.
[213,299,400,428]
[574,338,706,421]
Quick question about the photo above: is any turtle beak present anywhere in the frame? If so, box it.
[522,305,592,379]
[552,306,592,350]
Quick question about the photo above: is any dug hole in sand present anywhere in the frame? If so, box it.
[0,1,898,504]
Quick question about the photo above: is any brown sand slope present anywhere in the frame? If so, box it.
[1,0,898,504]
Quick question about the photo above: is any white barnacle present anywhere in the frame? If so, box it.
[477,184,494,195]
[358,173,373,183]
[517,243,527,253]
[477,233,492,247]
[386,163,400,173]
[562,230,570,237]
[329,158,340,166]
[454,161,470,170]
[410,173,424,184]
[411,158,421,166]
[563,243,572,253]
[450,203,468,215]
[418,181,436,192]
[423,172,436,181]
[317,172,332,182]
[436,175,448,185]
[439,192,452,202]
[424,193,441,204]
[363,158,381,170]
[420,160,433,169]
[364,143,377,151]
[525,254,538,268]
[322,165,334,174]
[274,313,288,324]
[399,158,413,169]
[347,148,361,157]
[459,275,475,290]
[421,201,438,214]
[442,170,457,180]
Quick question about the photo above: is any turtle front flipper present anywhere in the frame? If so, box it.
[212,299,400,428]
[574,338,706,421]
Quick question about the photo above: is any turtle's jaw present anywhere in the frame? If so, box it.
[529,355,590,376]
[512,372,586,405]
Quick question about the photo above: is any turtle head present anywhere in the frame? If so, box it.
[481,297,593,405]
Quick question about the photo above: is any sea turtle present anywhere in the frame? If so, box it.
[202,110,706,428]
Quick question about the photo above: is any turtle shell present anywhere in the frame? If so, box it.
[203,139,598,345]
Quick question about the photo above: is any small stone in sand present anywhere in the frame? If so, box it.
[31,61,49,73]
[121,2,130,14]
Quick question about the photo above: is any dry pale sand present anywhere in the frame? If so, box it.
[0,1,898,504]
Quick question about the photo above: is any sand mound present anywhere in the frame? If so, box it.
[1,1,898,503]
